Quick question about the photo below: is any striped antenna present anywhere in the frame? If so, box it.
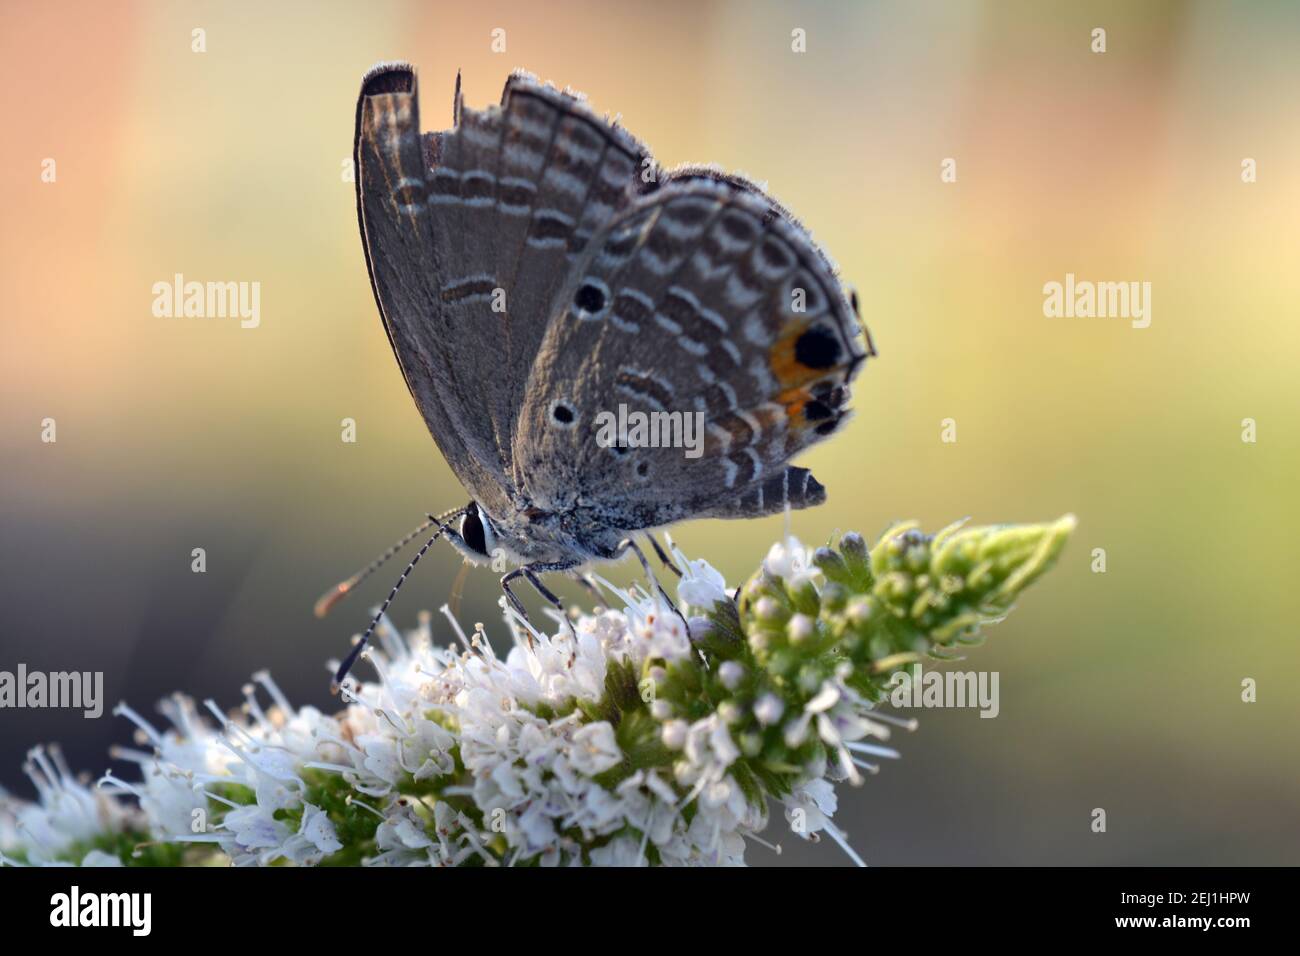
[329,511,465,692]
[314,507,465,619]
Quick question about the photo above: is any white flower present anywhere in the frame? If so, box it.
[718,660,745,690]
[0,542,912,868]
[79,850,124,867]
[754,693,785,726]
[661,720,689,750]
[292,804,344,861]
[763,535,819,585]
[674,545,730,610]
[222,805,290,854]
[782,778,866,867]
[570,723,623,775]
[0,746,136,866]
[589,836,644,866]
[785,777,838,833]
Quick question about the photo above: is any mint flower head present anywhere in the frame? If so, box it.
[0,516,1073,867]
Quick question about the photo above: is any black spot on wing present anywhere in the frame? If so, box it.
[794,325,841,369]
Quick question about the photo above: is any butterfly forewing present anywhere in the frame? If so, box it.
[354,65,517,518]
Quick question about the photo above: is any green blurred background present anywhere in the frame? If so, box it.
[1,0,1297,864]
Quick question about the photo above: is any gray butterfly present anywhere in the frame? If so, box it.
[324,62,873,686]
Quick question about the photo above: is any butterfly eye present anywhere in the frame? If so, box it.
[460,510,487,555]
[635,461,650,479]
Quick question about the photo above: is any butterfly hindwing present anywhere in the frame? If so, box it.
[515,171,869,537]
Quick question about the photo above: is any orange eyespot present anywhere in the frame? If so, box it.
[768,320,846,390]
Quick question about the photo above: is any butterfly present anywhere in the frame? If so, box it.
[324,62,873,687]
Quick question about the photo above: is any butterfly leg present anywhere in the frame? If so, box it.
[524,567,577,637]
[644,534,682,578]
[616,538,691,639]
[500,561,578,646]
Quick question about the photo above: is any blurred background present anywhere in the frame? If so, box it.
[1,0,1297,865]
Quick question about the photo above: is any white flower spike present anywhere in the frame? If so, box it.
[0,519,1072,867]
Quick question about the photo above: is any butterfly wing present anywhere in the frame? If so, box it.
[357,65,870,558]
[355,64,655,517]
[354,64,508,514]
[514,170,871,547]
